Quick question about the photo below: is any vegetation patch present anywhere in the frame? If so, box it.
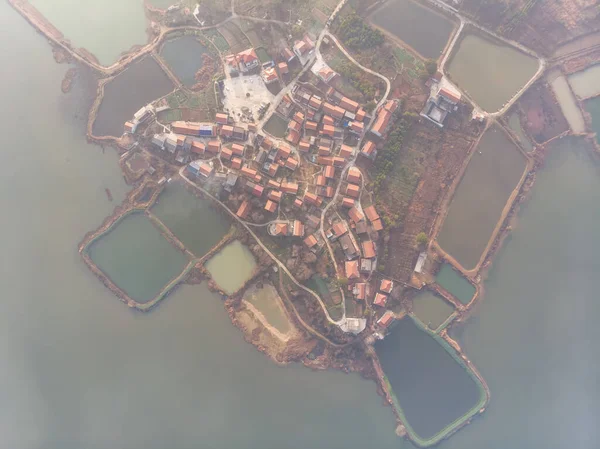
[336,13,384,51]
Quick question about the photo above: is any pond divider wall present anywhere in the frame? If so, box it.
[372,316,489,448]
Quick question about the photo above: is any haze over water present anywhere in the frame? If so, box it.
[3,1,600,448]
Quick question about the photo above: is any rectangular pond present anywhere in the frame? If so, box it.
[584,96,600,145]
[88,212,189,303]
[151,182,231,257]
[244,283,291,334]
[159,35,210,87]
[375,317,483,442]
[548,72,586,134]
[447,33,539,112]
[567,64,600,99]
[412,291,454,330]
[437,126,526,270]
[369,0,455,60]
[93,57,174,137]
[435,263,475,304]
[205,240,257,294]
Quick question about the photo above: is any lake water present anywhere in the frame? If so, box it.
[0,3,404,447]
[584,96,600,144]
[205,240,258,294]
[369,0,455,60]
[435,264,476,304]
[508,112,534,152]
[376,317,483,442]
[447,33,538,112]
[548,71,586,133]
[93,56,174,137]
[160,35,209,87]
[437,126,527,270]
[151,181,231,257]
[567,64,600,99]
[29,0,149,66]
[245,283,291,334]
[88,212,190,302]
[411,291,455,330]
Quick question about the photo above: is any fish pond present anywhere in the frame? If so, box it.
[151,182,231,257]
[584,96,600,144]
[244,283,291,334]
[375,317,484,443]
[369,0,455,60]
[437,126,526,270]
[548,71,586,134]
[29,0,148,66]
[567,64,600,99]
[205,240,257,294]
[411,291,455,331]
[159,36,210,87]
[435,264,476,304]
[508,112,534,152]
[263,113,289,138]
[447,33,538,112]
[87,212,189,303]
[93,57,174,137]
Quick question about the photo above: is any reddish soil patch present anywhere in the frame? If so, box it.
[517,81,569,143]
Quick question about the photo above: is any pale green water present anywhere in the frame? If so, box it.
[245,284,291,334]
[584,96,600,144]
[151,181,231,257]
[205,240,258,294]
[160,35,209,86]
[29,0,149,66]
[0,4,403,447]
[447,33,538,112]
[549,72,586,133]
[438,126,526,270]
[88,212,189,303]
[411,291,455,330]
[567,64,600,99]
[369,0,455,60]
[435,264,476,304]
[508,112,534,152]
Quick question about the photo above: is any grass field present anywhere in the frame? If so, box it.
[203,29,230,52]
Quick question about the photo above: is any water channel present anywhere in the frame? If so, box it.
[160,35,210,87]
[435,264,475,304]
[437,125,526,270]
[29,0,149,66]
[369,0,455,60]
[205,240,258,294]
[447,33,538,112]
[88,212,190,303]
[93,56,174,137]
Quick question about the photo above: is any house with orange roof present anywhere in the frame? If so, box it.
[221,124,234,137]
[322,115,334,126]
[277,143,291,159]
[350,121,364,135]
[332,157,345,167]
[348,206,364,223]
[191,140,205,155]
[374,292,387,307]
[355,109,366,122]
[236,48,260,72]
[286,130,301,145]
[292,220,305,237]
[341,197,355,208]
[267,163,279,178]
[304,234,318,249]
[270,222,289,236]
[340,97,359,113]
[323,102,345,119]
[268,190,283,203]
[339,144,353,159]
[231,143,245,156]
[372,218,384,231]
[305,120,318,131]
[324,165,335,179]
[318,145,331,156]
[321,124,335,137]
[262,67,278,84]
[221,147,233,161]
[317,66,338,84]
[294,198,304,208]
[347,167,361,183]
[328,221,348,240]
[377,310,395,328]
[299,140,311,152]
[215,113,228,125]
[207,140,221,154]
[281,182,299,194]
[237,199,251,219]
[309,96,323,110]
[362,241,376,259]
[267,179,281,189]
[278,61,289,75]
[345,183,360,198]
[285,158,299,170]
[231,157,242,170]
[304,192,322,207]
[353,282,367,300]
[345,260,360,280]
[361,140,376,159]
[264,200,278,213]
[364,205,380,222]
[317,156,334,166]
[316,175,326,186]
[240,166,258,179]
[380,279,393,293]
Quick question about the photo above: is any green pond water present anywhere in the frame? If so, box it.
[437,125,526,270]
[263,113,289,138]
[567,64,600,99]
[508,112,534,152]
[160,35,209,87]
[88,213,189,303]
[245,284,291,334]
[151,181,231,257]
[205,240,257,294]
[375,317,483,441]
[549,71,586,133]
[447,33,538,112]
[411,291,455,330]
[584,96,600,144]
[435,264,476,304]
[93,57,174,137]
[29,0,148,66]
[369,0,455,60]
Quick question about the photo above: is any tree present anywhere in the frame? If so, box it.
[425,59,437,76]
[364,100,376,113]
[416,232,429,248]
[337,277,349,287]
